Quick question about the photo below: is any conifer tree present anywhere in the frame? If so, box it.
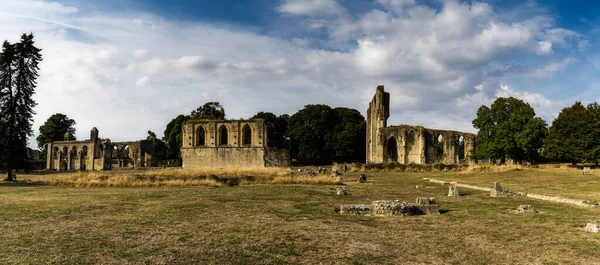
[0,33,42,180]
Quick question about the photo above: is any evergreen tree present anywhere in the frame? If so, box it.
[0,33,42,180]
[36,113,76,158]
[544,102,600,165]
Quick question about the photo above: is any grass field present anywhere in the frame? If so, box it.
[1,167,600,264]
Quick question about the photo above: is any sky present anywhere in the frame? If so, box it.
[1,0,599,147]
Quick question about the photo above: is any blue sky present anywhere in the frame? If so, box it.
[1,0,599,145]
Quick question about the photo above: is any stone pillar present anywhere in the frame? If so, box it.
[46,143,53,170]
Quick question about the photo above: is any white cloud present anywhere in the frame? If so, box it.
[0,0,587,146]
[278,0,346,18]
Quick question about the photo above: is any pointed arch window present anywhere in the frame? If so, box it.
[242,125,252,146]
[219,125,228,146]
[196,126,206,146]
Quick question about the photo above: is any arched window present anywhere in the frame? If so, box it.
[196,126,205,146]
[242,125,252,146]
[387,137,398,162]
[219,125,228,146]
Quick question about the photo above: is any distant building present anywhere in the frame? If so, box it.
[46,127,157,171]
[181,119,290,168]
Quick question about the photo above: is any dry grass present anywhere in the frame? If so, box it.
[2,168,600,264]
[24,167,345,187]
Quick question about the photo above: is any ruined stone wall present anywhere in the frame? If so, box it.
[366,86,476,165]
[181,119,290,168]
[47,128,157,171]
[366,85,389,163]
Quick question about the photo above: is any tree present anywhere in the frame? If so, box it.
[327,107,366,162]
[36,113,76,157]
[162,114,191,159]
[286,105,366,164]
[0,33,42,180]
[146,130,167,161]
[543,102,600,165]
[287,105,337,164]
[472,97,547,164]
[252,112,289,148]
[190,102,225,119]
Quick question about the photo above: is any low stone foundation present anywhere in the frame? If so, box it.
[340,198,439,216]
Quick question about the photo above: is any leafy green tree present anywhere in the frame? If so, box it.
[146,130,167,161]
[287,105,337,163]
[36,113,76,157]
[190,102,225,119]
[287,105,366,163]
[327,107,366,162]
[588,102,600,121]
[162,114,191,159]
[472,97,547,164]
[252,112,289,148]
[543,102,600,165]
[0,34,42,180]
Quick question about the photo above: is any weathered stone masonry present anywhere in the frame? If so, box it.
[366,86,476,164]
[181,119,290,168]
[47,127,157,171]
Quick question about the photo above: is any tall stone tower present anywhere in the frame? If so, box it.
[90,127,99,142]
[366,85,389,163]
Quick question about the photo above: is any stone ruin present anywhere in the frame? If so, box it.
[335,186,348,195]
[515,205,536,214]
[447,185,460,196]
[359,174,367,183]
[490,182,525,197]
[340,197,439,216]
[585,223,599,233]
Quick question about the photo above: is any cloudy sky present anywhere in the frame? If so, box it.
[1,0,599,146]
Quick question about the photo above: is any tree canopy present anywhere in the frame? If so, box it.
[543,102,600,165]
[190,102,225,120]
[252,112,289,148]
[36,113,76,156]
[287,105,365,164]
[472,97,547,164]
[162,114,191,160]
[0,33,42,179]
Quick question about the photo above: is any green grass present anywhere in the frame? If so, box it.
[1,168,600,264]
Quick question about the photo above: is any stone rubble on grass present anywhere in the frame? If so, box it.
[415,185,424,189]
[335,186,348,195]
[490,182,525,197]
[515,205,536,214]
[359,174,367,183]
[585,223,599,233]
[447,185,460,197]
[341,197,439,216]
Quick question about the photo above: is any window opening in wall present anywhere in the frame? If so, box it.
[437,134,444,158]
[219,125,228,146]
[242,125,252,146]
[458,135,465,161]
[196,126,205,146]
[387,137,398,162]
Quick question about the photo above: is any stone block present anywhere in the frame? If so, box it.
[516,205,536,213]
[448,185,460,196]
[415,185,424,189]
[340,204,372,215]
[585,223,599,233]
[371,200,419,216]
[414,197,439,214]
[336,186,348,195]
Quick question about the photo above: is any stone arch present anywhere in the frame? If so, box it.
[61,160,68,171]
[387,136,398,163]
[62,146,68,156]
[437,134,444,160]
[458,135,465,161]
[405,130,419,164]
[70,146,77,170]
[219,125,228,146]
[242,124,252,146]
[80,146,88,170]
[53,146,59,159]
[196,126,206,146]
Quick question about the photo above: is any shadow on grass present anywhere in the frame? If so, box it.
[439,209,452,214]
[0,180,49,187]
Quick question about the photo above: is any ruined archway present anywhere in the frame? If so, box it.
[387,137,398,163]
[242,124,252,146]
[219,125,228,146]
[437,134,444,162]
[458,135,465,161]
[405,131,419,164]
[196,126,205,146]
